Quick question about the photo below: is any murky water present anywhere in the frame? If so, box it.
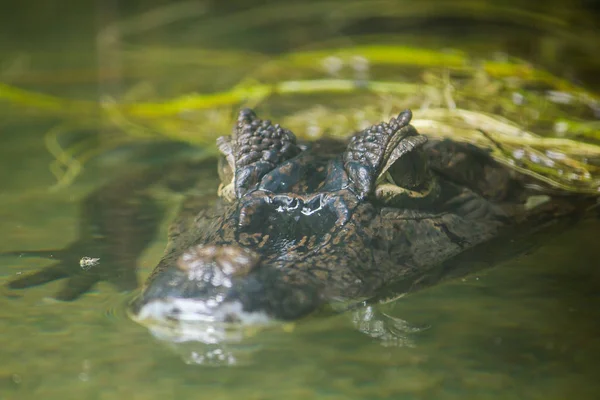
[1,1,599,399]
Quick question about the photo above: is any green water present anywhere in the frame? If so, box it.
[1,1,600,399]
[1,140,599,398]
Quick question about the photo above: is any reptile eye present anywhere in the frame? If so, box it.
[218,155,233,185]
[343,110,428,199]
[216,155,236,203]
[370,127,439,207]
[216,109,302,200]
[379,148,429,191]
[373,144,439,208]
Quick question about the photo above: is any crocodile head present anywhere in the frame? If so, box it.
[128,108,493,346]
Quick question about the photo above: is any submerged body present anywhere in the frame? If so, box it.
[5,109,591,343]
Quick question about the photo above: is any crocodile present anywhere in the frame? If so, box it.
[4,108,594,344]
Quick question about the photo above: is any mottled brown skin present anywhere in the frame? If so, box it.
[4,109,591,324]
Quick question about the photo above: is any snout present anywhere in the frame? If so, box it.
[129,242,323,344]
[129,244,273,342]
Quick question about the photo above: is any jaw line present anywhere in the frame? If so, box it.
[127,298,274,344]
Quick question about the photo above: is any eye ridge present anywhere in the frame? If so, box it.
[217,109,303,199]
[216,109,429,203]
[342,109,428,199]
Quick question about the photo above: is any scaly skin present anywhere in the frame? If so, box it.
[4,109,593,334]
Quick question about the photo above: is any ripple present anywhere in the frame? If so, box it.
[102,291,139,323]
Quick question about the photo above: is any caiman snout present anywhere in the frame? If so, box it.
[176,245,261,287]
[129,238,322,343]
[129,244,275,343]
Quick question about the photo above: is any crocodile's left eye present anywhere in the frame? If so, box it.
[373,145,438,206]
[343,109,433,205]
[376,148,429,190]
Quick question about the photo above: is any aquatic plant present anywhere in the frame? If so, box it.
[0,1,598,192]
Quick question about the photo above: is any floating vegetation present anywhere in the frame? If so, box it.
[79,257,100,271]
[0,42,599,192]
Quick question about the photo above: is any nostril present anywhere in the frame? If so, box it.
[164,307,181,321]
[177,245,260,280]
[165,308,181,322]
[223,313,241,323]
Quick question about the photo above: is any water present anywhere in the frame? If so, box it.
[1,1,599,399]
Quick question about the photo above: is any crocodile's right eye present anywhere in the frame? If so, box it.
[215,135,236,202]
[216,109,302,202]
[216,153,236,202]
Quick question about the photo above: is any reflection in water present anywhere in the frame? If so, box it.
[133,301,431,366]
[129,298,283,366]
[164,339,261,367]
[351,305,426,348]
